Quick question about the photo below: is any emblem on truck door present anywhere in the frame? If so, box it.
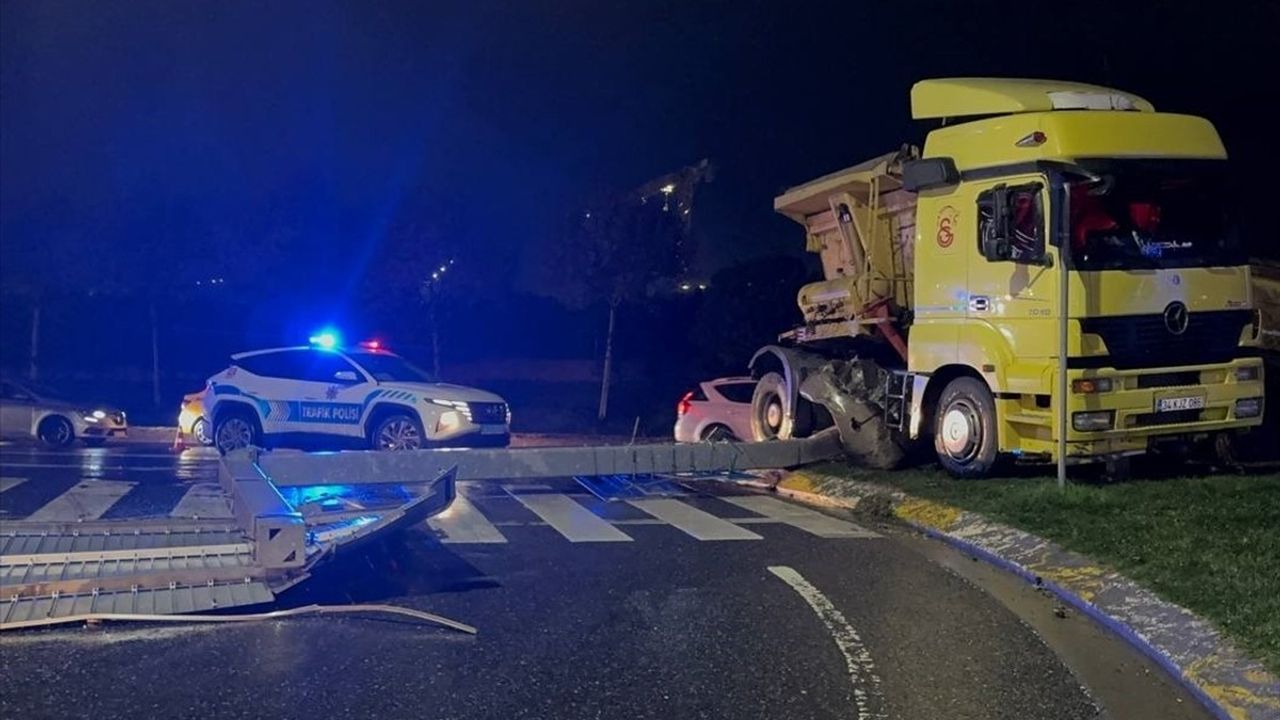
[1163,301,1189,335]
[936,206,957,248]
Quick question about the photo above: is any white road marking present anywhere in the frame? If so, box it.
[768,565,884,720]
[0,477,27,493]
[627,498,762,541]
[511,493,633,542]
[428,496,508,544]
[169,483,234,519]
[27,480,136,521]
[723,496,881,538]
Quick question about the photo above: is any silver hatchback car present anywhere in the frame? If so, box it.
[674,377,757,442]
[0,379,128,447]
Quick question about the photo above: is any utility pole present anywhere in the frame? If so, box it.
[150,301,162,407]
[28,304,40,381]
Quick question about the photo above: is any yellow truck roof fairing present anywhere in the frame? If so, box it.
[910,77,1155,120]
[921,110,1226,170]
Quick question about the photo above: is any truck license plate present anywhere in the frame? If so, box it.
[1156,396,1205,413]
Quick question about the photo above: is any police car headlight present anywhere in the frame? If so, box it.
[437,410,462,432]
[429,399,467,409]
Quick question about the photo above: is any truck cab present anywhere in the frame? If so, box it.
[755,78,1265,476]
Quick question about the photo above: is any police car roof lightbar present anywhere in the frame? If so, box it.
[308,330,341,349]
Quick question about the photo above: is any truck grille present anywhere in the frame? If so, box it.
[1135,371,1200,389]
[467,402,507,424]
[1080,310,1251,370]
[1131,409,1202,427]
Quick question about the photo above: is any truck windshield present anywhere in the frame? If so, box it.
[348,352,433,382]
[1067,159,1244,271]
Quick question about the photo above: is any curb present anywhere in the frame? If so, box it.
[745,469,1280,720]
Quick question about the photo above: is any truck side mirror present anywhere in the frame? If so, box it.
[978,182,1049,265]
[903,157,959,192]
[978,185,1012,261]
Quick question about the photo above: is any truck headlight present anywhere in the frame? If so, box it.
[1233,365,1261,383]
[1072,378,1113,394]
[1234,398,1263,419]
[1072,410,1114,431]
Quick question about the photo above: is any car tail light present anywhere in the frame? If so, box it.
[677,392,695,416]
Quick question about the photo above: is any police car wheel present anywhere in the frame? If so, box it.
[372,414,423,451]
[214,413,258,454]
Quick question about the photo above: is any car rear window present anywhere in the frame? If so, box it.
[714,382,756,404]
[235,350,358,383]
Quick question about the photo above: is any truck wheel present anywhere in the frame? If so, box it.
[371,413,424,451]
[751,372,813,441]
[933,377,999,478]
[214,410,260,455]
[37,415,75,448]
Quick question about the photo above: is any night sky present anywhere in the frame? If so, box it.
[3,0,1277,297]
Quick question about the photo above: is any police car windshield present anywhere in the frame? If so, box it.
[348,352,433,383]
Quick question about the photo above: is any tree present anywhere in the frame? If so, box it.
[690,255,812,373]
[553,160,714,421]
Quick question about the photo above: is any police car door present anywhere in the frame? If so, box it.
[293,351,370,438]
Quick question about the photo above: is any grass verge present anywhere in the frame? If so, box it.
[818,462,1280,674]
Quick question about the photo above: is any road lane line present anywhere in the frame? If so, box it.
[626,498,762,541]
[170,483,234,519]
[512,493,633,542]
[27,480,137,522]
[428,496,507,544]
[722,496,880,538]
[768,566,884,720]
[0,477,27,493]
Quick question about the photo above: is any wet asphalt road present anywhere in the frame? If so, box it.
[0,443,1199,720]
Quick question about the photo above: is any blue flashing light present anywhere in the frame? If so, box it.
[309,329,341,349]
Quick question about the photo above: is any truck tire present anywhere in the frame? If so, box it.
[933,376,1000,478]
[750,372,813,441]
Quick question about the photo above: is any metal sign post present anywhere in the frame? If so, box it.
[1057,202,1070,491]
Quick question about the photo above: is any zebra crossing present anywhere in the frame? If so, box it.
[0,475,880,544]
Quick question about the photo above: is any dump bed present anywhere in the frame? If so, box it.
[773,148,916,340]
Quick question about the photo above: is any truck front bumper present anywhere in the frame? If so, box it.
[1060,358,1264,457]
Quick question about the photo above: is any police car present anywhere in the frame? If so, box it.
[202,340,510,453]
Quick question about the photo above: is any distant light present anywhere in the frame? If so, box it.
[698,283,708,291]
[438,265,447,273]
[660,183,676,195]
[360,339,382,350]
[309,330,341,349]
[679,282,692,291]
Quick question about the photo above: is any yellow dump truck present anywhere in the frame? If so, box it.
[750,78,1266,477]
